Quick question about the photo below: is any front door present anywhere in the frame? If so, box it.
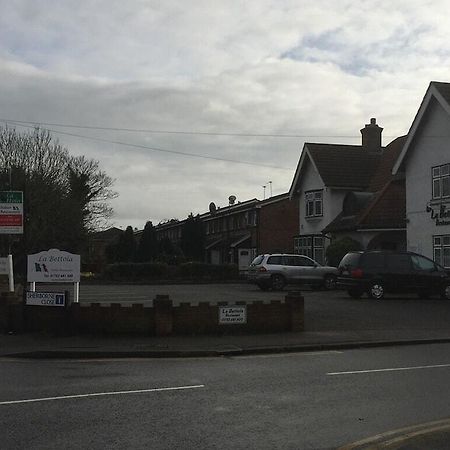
[238,249,252,272]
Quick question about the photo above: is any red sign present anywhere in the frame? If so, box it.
[0,215,22,226]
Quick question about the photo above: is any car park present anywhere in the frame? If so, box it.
[247,253,338,291]
[337,250,450,300]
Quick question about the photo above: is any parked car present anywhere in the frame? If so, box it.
[337,250,450,300]
[247,254,338,291]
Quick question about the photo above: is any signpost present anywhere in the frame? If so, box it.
[0,191,23,235]
[27,249,81,302]
[0,191,23,292]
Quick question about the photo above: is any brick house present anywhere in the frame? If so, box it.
[258,193,299,254]
[289,119,406,263]
[203,198,259,269]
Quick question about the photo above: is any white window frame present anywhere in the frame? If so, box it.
[305,190,323,218]
[432,164,450,200]
[433,235,450,268]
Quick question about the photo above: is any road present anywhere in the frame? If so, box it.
[1,343,449,449]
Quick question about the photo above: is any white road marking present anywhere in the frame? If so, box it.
[328,363,450,376]
[236,350,343,359]
[0,384,205,406]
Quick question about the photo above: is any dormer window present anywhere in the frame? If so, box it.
[432,164,450,199]
[305,190,323,218]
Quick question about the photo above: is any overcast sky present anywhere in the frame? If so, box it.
[1,1,450,229]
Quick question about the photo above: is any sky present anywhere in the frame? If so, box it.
[1,0,450,230]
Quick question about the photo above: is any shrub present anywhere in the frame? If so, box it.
[102,262,239,282]
[326,237,363,267]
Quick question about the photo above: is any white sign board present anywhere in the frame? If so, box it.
[0,191,23,235]
[219,306,247,324]
[0,257,7,275]
[26,291,66,307]
[27,249,81,283]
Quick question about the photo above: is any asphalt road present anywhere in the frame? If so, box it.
[1,343,450,449]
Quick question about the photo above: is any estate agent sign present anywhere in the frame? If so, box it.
[27,249,81,283]
[0,191,23,234]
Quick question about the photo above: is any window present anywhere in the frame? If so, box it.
[298,256,315,267]
[294,235,324,263]
[246,211,257,226]
[432,164,450,199]
[313,237,324,264]
[411,254,436,272]
[434,235,450,268]
[362,253,385,271]
[267,255,283,265]
[294,236,312,258]
[305,190,323,218]
[386,254,411,273]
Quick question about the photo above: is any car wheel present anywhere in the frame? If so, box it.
[323,274,337,290]
[440,283,450,300]
[368,281,384,300]
[348,289,363,299]
[271,274,286,291]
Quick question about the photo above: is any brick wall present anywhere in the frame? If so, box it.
[1,293,304,335]
[259,197,299,254]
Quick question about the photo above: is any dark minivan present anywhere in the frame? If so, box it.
[338,250,450,300]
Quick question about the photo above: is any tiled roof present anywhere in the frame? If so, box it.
[368,135,407,191]
[432,81,450,105]
[358,179,406,228]
[306,143,383,189]
[323,135,407,233]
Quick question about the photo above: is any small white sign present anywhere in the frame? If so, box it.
[27,249,80,283]
[219,306,247,324]
[26,291,66,307]
[0,257,7,275]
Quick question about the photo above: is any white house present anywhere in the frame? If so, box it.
[289,119,406,263]
[393,81,450,268]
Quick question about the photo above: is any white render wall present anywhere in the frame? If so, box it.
[298,157,346,236]
[405,97,450,258]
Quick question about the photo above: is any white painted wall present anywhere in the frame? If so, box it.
[404,97,450,258]
[298,157,346,236]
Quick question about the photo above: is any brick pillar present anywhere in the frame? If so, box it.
[0,292,23,332]
[285,291,304,332]
[154,295,173,336]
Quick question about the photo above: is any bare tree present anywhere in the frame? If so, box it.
[0,126,117,264]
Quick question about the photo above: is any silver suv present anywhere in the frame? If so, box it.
[247,254,338,291]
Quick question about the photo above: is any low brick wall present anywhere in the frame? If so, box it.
[1,291,304,336]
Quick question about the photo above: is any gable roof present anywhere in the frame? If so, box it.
[289,142,384,197]
[393,81,450,174]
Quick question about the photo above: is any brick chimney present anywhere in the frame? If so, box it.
[360,118,383,152]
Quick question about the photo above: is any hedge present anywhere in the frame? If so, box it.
[102,262,239,282]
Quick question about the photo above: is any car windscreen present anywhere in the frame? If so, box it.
[250,255,264,265]
[338,253,360,269]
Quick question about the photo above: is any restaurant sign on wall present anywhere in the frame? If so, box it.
[426,203,450,226]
